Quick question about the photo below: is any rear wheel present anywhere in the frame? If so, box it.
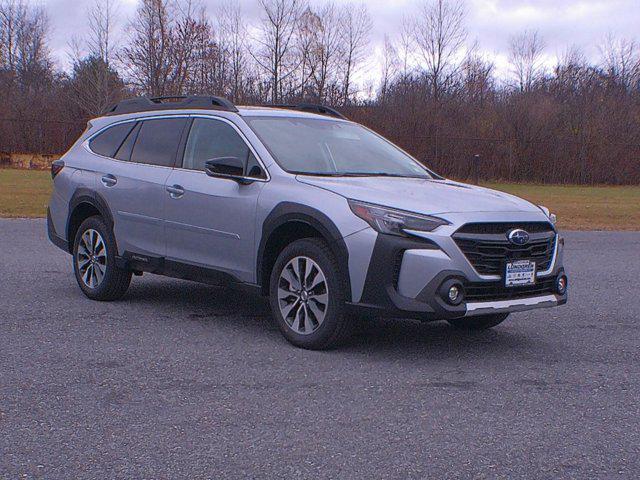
[269,238,352,350]
[73,216,131,301]
[447,313,509,331]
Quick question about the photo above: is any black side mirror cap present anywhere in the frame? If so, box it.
[204,157,254,184]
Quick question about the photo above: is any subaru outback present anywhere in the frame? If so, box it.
[47,96,568,349]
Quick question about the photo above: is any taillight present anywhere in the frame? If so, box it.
[51,159,64,179]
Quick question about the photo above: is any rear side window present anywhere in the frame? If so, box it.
[130,118,188,167]
[115,122,141,161]
[89,122,136,158]
[183,118,265,178]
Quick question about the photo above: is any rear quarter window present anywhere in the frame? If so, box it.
[89,122,136,158]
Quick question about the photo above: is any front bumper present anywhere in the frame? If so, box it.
[344,223,567,321]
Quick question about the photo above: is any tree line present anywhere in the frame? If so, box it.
[1,0,639,184]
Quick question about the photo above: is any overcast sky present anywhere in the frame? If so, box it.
[44,0,640,81]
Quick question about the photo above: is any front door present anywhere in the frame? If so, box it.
[163,117,267,283]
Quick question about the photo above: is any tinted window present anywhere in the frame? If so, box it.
[130,118,188,167]
[89,123,136,158]
[115,122,140,161]
[183,118,264,178]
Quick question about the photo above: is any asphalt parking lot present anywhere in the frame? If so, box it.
[1,219,639,479]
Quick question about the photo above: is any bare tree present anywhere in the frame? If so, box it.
[253,0,303,103]
[120,0,175,96]
[87,0,118,65]
[0,0,28,71]
[171,1,212,95]
[411,0,466,100]
[65,0,124,116]
[338,3,371,104]
[218,1,248,101]
[379,34,398,102]
[295,6,319,98]
[508,30,546,92]
[68,57,126,116]
[0,0,51,82]
[600,34,640,89]
[462,41,493,106]
[308,3,341,102]
[397,15,414,81]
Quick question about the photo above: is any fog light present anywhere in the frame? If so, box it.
[448,285,460,303]
[440,280,464,306]
[556,275,567,295]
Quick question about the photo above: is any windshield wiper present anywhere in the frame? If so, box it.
[294,171,430,179]
[361,172,430,179]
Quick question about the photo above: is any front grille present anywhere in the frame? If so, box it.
[465,277,556,302]
[453,222,556,277]
[456,222,553,235]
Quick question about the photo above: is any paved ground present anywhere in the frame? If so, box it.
[1,219,639,479]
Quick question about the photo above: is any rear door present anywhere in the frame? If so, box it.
[163,116,267,282]
[94,117,189,257]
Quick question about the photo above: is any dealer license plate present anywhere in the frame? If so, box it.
[505,260,536,287]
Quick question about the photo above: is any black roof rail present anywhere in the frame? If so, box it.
[104,95,239,116]
[266,103,347,120]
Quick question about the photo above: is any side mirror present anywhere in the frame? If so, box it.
[204,157,253,184]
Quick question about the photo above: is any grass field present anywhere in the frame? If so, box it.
[1,168,639,230]
[484,183,640,231]
[0,169,52,218]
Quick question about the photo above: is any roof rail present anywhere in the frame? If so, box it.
[104,95,239,116]
[266,103,347,120]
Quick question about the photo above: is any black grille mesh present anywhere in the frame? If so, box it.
[456,222,554,235]
[453,223,556,277]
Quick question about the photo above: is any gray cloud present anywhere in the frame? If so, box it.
[43,0,640,73]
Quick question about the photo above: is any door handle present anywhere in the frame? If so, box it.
[101,174,117,187]
[166,184,185,198]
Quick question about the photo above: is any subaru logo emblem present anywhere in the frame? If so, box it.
[508,229,530,245]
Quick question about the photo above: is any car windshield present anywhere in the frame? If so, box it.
[245,116,433,178]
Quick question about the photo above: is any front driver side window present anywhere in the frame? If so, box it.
[182,118,265,178]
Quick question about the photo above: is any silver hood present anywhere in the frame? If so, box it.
[296,176,541,215]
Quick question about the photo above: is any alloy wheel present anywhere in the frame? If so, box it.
[76,229,107,289]
[277,256,329,335]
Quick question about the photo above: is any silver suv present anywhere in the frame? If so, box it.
[47,96,567,349]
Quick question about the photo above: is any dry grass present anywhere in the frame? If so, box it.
[0,169,638,230]
[485,183,640,231]
[0,168,51,218]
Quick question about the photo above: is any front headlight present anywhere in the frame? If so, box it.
[538,205,557,225]
[348,199,449,236]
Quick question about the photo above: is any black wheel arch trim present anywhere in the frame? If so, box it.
[66,188,116,253]
[257,202,352,299]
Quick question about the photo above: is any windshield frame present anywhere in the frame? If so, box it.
[243,115,439,179]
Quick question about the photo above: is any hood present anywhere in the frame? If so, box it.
[296,176,540,215]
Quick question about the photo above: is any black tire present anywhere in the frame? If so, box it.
[269,238,352,350]
[447,313,509,331]
[72,216,131,301]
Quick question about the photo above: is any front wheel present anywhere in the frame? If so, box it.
[73,216,132,301]
[269,238,352,350]
[447,313,509,331]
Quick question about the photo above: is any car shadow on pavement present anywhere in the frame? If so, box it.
[113,277,549,360]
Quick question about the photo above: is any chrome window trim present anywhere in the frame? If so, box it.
[83,113,271,182]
